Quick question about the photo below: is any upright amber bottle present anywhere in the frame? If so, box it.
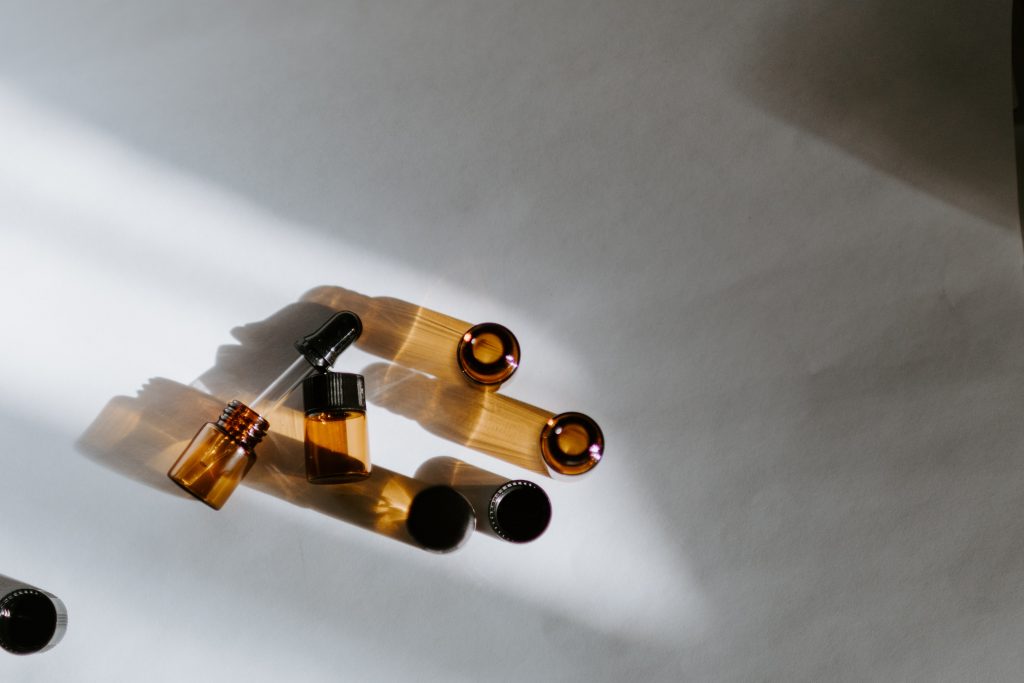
[302,372,371,484]
[168,311,361,509]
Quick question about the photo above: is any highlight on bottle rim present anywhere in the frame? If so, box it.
[456,322,520,386]
[539,412,604,477]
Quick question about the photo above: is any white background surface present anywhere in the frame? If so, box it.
[0,1,1021,681]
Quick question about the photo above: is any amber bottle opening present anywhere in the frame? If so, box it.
[456,322,520,387]
[539,411,604,477]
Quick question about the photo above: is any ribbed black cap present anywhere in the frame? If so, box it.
[302,372,366,414]
[0,589,59,654]
[488,480,551,543]
[294,311,362,370]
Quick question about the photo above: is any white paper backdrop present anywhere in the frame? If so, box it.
[0,1,1019,681]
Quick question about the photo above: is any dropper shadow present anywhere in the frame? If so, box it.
[362,362,552,477]
[191,301,338,403]
[76,300,426,547]
[737,1,1016,228]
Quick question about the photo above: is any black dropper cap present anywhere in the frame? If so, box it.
[294,311,362,370]
[302,372,366,415]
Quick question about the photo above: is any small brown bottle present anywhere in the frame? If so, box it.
[168,400,268,510]
[167,311,361,509]
[540,412,604,478]
[364,362,605,478]
[456,322,520,388]
[302,372,371,484]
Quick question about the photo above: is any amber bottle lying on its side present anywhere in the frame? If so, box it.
[302,286,522,389]
[456,322,520,388]
[167,400,268,510]
[168,311,362,510]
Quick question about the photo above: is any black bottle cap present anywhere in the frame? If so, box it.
[302,372,366,415]
[0,589,65,655]
[406,485,476,553]
[489,480,551,543]
[294,311,362,370]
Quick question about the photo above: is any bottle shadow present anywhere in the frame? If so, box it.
[75,292,557,548]
[76,300,430,548]
[736,0,1016,228]
[362,362,552,477]
[80,375,432,547]
[416,455,550,542]
[301,284,557,475]
[300,284,474,384]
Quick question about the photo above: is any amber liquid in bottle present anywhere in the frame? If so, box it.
[305,410,370,484]
[167,311,361,510]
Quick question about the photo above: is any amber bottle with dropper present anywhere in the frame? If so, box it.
[167,311,362,509]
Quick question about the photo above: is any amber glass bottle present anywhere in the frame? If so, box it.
[167,311,362,509]
[0,574,68,655]
[456,322,520,387]
[302,372,371,484]
[168,400,268,510]
[365,363,605,478]
[540,412,604,478]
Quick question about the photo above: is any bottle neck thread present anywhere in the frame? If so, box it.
[216,400,269,450]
